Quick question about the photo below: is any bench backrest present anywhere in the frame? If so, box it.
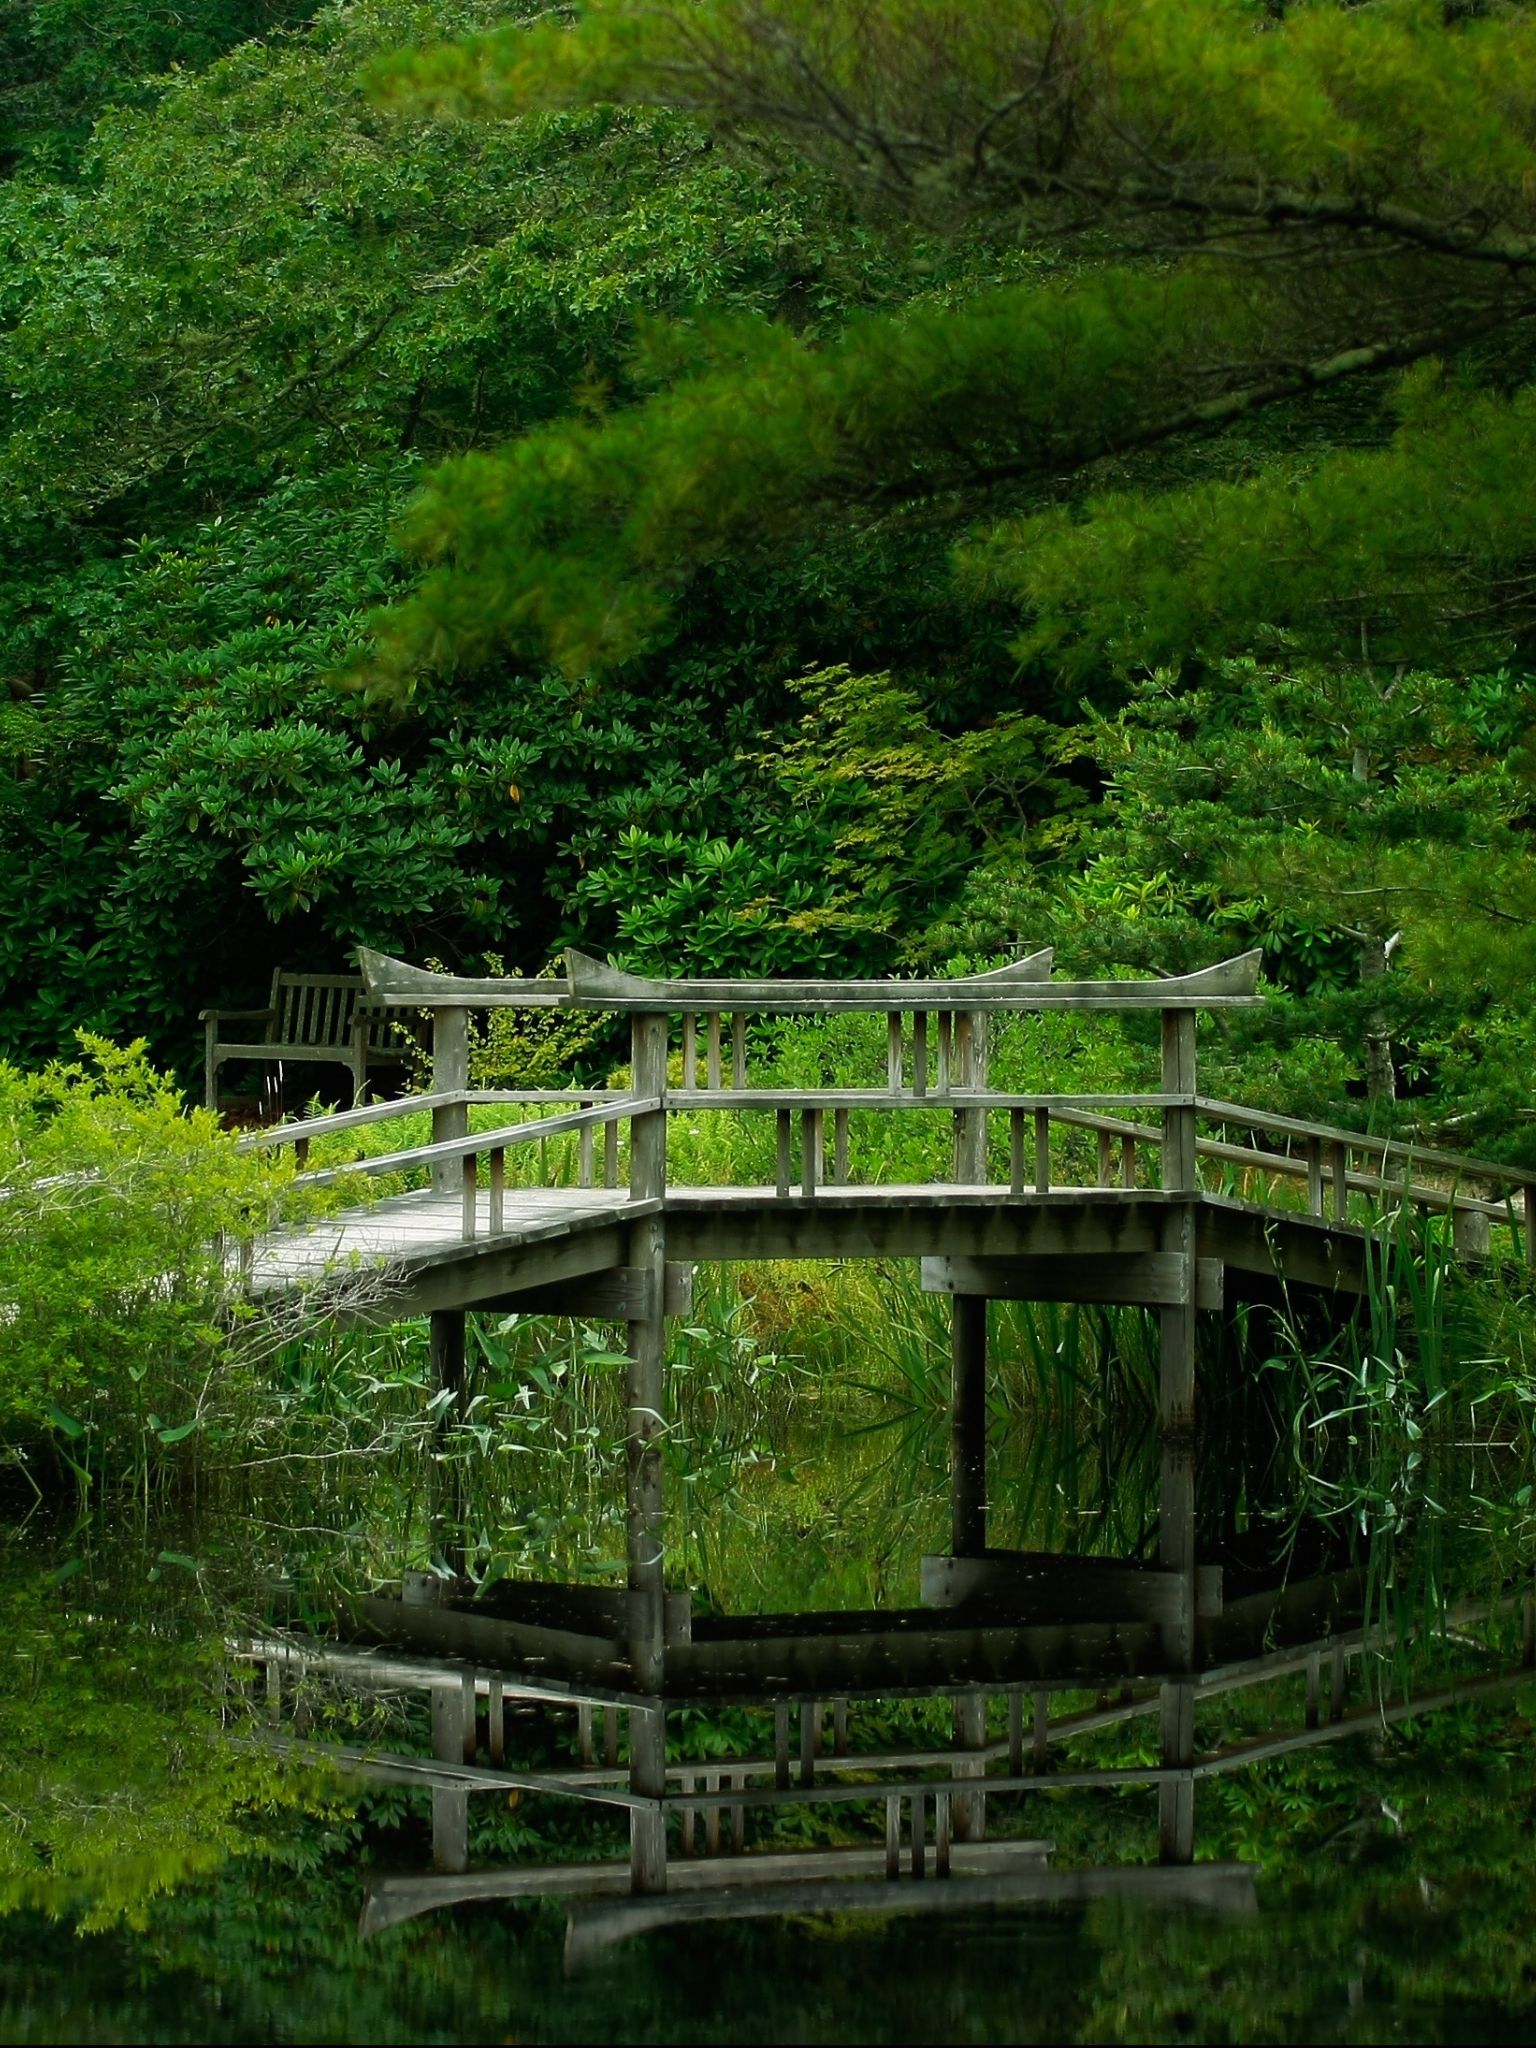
[269,973,403,1054]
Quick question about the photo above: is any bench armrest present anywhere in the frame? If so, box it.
[200,1006,276,1024]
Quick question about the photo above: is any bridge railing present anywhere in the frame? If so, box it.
[231,946,1535,1260]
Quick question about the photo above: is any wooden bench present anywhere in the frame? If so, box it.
[201,970,412,1112]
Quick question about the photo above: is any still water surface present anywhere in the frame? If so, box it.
[3,1297,1535,2045]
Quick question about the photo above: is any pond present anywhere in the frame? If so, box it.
[3,1262,1535,2045]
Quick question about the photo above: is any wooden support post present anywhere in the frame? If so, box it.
[681,1012,696,1089]
[604,1707,620,1769]
[1010,1110,1025,1195]
[706,1012,723,1090]
[1097,1127,1114,1187]
[1033,1109,1051,1192]
[954,1011,988,1185]
[489,1148,505,1233]
[833,1698,849,1756]
[1330,1140,1348,1223]
[429,1310,466,1420]
[604,1120,619,1189]
[1306,1138,1324,1216]
[935,1792,952,1879]
[626,1012,669,1897]
[1007,1691,1024,1776]
[833,1108,850,1185]
[430,1005,469,1195]
[1160,1009,1198,1194]
[937,1012,952,1093]
[705,1771,721,1855]
[887,1014,904,1092]
[1032,1691,1049,1773]
[578,1116,594,1188]
[776,1110,792,1199]
[430,1683,469,1875]
[731,1013,747,1089]
[885,1795,901,1880]
[774,1702,791,1790]
[731,1769,745,1854]
[578,1703,594,1767]
[951,1294,987,1557]
[1158,1681,1196,1866]
[1123,1135,1137,1189]
[910,1792,927,1880]
[680,1772,695,1857]
[913,1011,929,1097]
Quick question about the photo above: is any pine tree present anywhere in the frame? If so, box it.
[360,0,1536,683]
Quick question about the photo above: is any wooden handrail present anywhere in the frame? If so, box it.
[292,1098,659,1187]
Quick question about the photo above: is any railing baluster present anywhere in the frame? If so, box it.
[294,1136,309,1171]
[913,1011,928,1097]
[731,1012,747,1089]
[489,1147,505,1234]
[776,1109,792,1199]
[680,1770,695,1857]
[578,1703,594,1766]
[1034,1108,1051,1192]
[885,1793,901,1880]
[1523,1184,1536,1269]
[1097,1127,1113,1187]
[681,1012,696,1089]
[1007,1690,1024,1775]
[935,1790,951,1878]
[1330,1139,1348,1223]
[705,1770,721,1855]
[578,1103,594,1187]
[1307,1137,1324,1215]
[1122,1135,1136,1189]
[801,1108,821,1198]
[1009,1108,1025,1194]
[937,1010,952,1094]
[706,1011,723,1089]
[604,1120,619,1189]
[887,1013,903,1092]
[833,1107,850,1184]
[461,1151,477,1237]
[833,1697,849,1756]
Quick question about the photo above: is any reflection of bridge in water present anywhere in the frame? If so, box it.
[235,946,1536,1947]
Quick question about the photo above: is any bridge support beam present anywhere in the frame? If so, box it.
[626,1012,670,1895]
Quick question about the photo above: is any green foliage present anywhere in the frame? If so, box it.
[0,1541,336,1932]
[360,0,1536,679]
[0,1039,294,1468]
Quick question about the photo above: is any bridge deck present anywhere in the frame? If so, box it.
[251,1179,1377,1312]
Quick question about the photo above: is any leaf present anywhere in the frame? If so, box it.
[42,1404,85,1440]
[155,1419,200,1445]
[46,1558,85,1586]
[155,1550,199,1572]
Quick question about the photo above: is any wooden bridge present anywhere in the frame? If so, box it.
[234,945,1536,1924]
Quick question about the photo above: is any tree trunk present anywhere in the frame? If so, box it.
[1359,929,1396,1104]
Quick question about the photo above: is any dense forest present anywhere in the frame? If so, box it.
[4,0,1536,1155]
[8,9,1536,2043]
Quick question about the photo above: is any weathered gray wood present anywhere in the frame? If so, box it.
[357,947,570,1008]
[294,1098,658,1188]
[432,1006,470,1196]
[626,1013,668,1893]
[430,1683,469,1875]
[564,948,1258,1011]
[1161,1011,1198,1194]
[486,1264,693,1322]
[922,1253,1222,1311]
